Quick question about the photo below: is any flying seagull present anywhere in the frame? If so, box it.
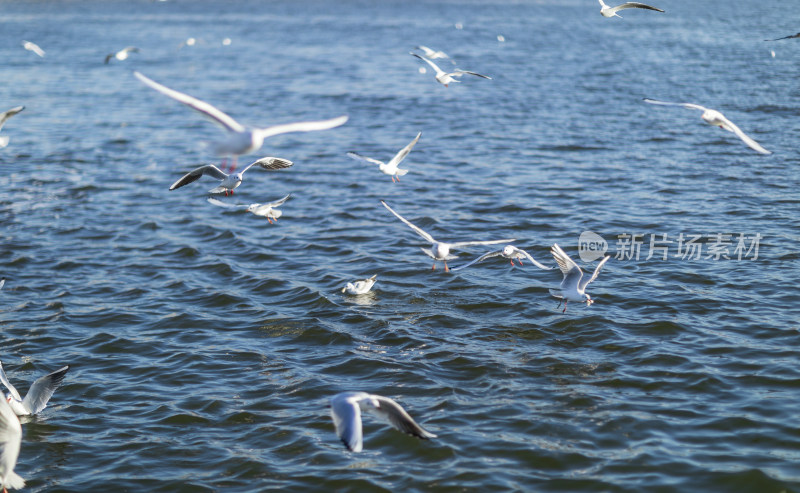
[0,360,70,416]
[549,244,609,313]
[170,156,293,195]
[105,46,139,64]
[410,53,491,87]
[21,40,44,57]
[643,98,771,155]
[347,132,421,182]
[381,200,515,272]
[0,106,24,149]
[341,275,378,295]
[207,193,291,223]
[414,45,449,60]
[134,71,347,171]
[451,245,554,271]
[329,392,436,452]
[0,399,24,492]
[598,0,664,17]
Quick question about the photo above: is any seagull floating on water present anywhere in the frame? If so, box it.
[643,98,771,155]
[381,201,514,272]
[0,360,69,416]
[105,46,139,64]
[452,245,554,271]
[0,398,23,492]
[549,244,609,313]
[0,107,24,149]
[347,132,421,182]
[598,0,663,17]
[330,392,436,453]
[170,157,293,196]
[411,53,491,87]
[21,40,44,58]
[207,193,291,223]
[134,71,347,171]
[341,275,378,295]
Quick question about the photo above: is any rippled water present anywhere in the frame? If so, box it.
[1,0,799,491]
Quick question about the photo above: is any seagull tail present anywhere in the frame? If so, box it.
[548,289,563,298]
[6,472,25,489]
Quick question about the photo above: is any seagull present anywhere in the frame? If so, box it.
[0,399,24,492]
[414,45,449,60]
[169,156,293,196]
[598,0,664,17]
[133,71,348,171]
[643,98,772,155]
[0,361,70,416]
[347,132,421,182]
[451,245,554,271]
[549,244,609,313]
[0,107,24,149]
[765,32,800,41]
[21,40,44,57]
[381,200,515,272]
[207,193,291,223]
[341,274,378,295]
[410,53,491,87]
[329,392,436,453]
[104,46,139,64]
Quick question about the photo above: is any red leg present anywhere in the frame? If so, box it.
[518,259,524,266]
[562,300,568,313]
[432,263,436,270]
[229,156,238,172]
[395,174,400,182]
[509,259,514,266]
[392,176,396,183]
[445,261,449,272]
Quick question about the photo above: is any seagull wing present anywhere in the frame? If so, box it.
[330,393,365,452]
[134,71,246,133]
[371,395,437,440]
[612,2,664,13]
[643,98,707,111]
[0,399,24,490]
[381,201,437,244]
[241,156,294,174]
[411,53,445,76]
[169,165,228,190]
[207,197,247,210]
[718,117,772,155]
[449,238,516,248]
[347,152,385,166]
[551,243,584,290]
[578,255,610,291]
[517,248,555,270]
[452,70,492,80]
[450,250,504,271]
[766,32,800,41]
[387,132,422,168]
[254,115,348,141]
[0,106,24,131]
[21,365,69,414]
[0,362,21,402]
[266,194,291,208]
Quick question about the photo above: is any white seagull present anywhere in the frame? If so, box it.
[207,193,291,223]
[170,156,293,196]
[0,399,24,492]
[330,392,436,453]
[549,244,610,313]
[0,361,70,416]
[341,274,378,295]
[134,71,348,170]
[451,245,554,272]
[643,98,772,155]
[347,132,421,182]
[410,53,491,87]
[598,0,664,17]
[0,107,24,149]
[105,46,139,64]
[381,201,515,272]
[414,45,449,60]
[21,40,44,58]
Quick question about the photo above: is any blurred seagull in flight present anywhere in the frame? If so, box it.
[0,106,24,149]
[341,275,377,295]
[134,71,348,171]
[414,45,449,60]
[549,244,609,313]
[381,201,514,272]
[0,360,70,416]
[21,40,44,57]
[207,193,291,223]
[643,98,771,155]
[105,46,139,64]
[347,132,421,182]
[0,399,24,492]
[452,245,554,271]
[410,53,491,87]
[598,0,664,17]
[329,392,436,452]
[170,157,293,196]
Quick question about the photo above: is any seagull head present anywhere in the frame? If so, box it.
[585,295,594,305]
[502,245,516,257]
